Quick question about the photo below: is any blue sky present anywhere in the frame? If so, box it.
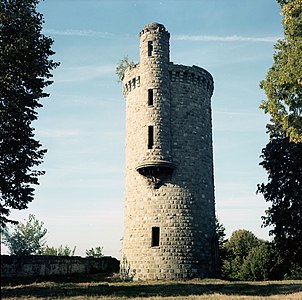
[2,0,284,258]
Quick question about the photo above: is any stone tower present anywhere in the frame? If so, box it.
[121,23,217,280]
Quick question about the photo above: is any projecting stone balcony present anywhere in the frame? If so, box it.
[135,160,176,189]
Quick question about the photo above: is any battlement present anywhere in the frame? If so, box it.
[123,76,140,96]
[123,63,140,96]
[123,62,214,96]
[169,63,214,95]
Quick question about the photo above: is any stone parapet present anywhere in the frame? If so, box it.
[169,63,214,95]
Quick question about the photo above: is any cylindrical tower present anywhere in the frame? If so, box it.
[137,22,174,171]
[121,23,217,281]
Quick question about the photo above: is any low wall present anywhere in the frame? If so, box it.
[1,255,119,278]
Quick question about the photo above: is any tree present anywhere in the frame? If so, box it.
[240,243,280,281]
[0,0,59,226]
[221,229,261,280]
[258,0,302,277]
[259,0,302,143]
[215,217,227,251]
[215,217,227,275]
[257,135,302,266]
[1,214,47,256]
[86,246,104,258]
[115,56,135,82]
[222,230,286,280]
[42,245,76,256]
[221,229,284,280]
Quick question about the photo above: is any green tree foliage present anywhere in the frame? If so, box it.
[277,0,289,4]
[42,245,76,256]
[215,217,227,270]
[257,136,302,266]
[284,263,302,279]
[0,0,59,226]
[1,214,47,256]
[240,243,279,281]
[86,246,104,258]
[215,217,227,250]
[258,0,302,279]
[115,56,135,82]
[222,229,261,280]
[259,0,302,143]
[221,229,285,280]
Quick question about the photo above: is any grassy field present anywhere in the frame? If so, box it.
[1,274,302,300]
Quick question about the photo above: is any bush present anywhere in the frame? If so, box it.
[221,229,282,281]
[1,214,47,256]
[42,245,76,256]
[86,246,104,258]
[240,243,277,281]
[284,263,302,280]
[221,229,261,280]
[115,56,135,81]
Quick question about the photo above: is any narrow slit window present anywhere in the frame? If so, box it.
[148,126,154,149]
[151,227,160,247]
[148,41,153,56]
[148,89,153,106]
[183,72,188,83]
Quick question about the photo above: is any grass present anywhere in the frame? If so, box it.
[1,273,302,300]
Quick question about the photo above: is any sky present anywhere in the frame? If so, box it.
[2,0,284,259]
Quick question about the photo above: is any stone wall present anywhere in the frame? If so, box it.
[1,255,119,278]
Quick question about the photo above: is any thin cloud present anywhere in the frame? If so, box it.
[43,29,116,39]
[37,129,83,138]
[44,29,279,43]
[54,65,115,83]
[173,34,281,43]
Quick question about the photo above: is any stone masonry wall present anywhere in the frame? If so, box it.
[121,23,217,281]
[1,255,119,278]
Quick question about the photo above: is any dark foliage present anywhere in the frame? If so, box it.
[221,229,284,281]
[258,0,302,278]
[0,0,59,226]
[257,136,302,267]
[215,217,227,250]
